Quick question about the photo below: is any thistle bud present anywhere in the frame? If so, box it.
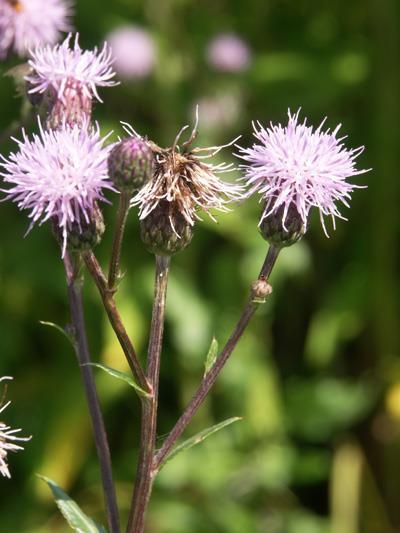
[259,204,306,248]
[140,201,193,256]
[53,204,105,254]
[251,277,272,304]
[108,137,155,193]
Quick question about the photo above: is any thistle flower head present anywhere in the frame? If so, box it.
[130,113,243,254]
[25,33,117,105]
[0,120,115,256]
[0,0,72,59]
[131,114,243,230]
[0,377,31,479]
[237,109,369,236]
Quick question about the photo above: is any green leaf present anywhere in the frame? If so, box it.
[38,475,107,532]
[204,337,219,377]
[85,363,151,398]
[160,417,242,470]
[39,320,76,348]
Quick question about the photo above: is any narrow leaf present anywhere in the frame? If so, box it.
[39,320,76,348]
[38,475,106,532]
[204,336,219,377]
[161,417,242,469]
[85,363,151,398]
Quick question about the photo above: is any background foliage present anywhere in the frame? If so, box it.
[0,0,399,531]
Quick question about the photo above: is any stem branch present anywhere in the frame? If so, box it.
[153,245,279,470]
[83,251,151,395]
[108,192,131,291]
[63,253,120,533]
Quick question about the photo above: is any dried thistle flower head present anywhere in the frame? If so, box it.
[237,109,370,244]
[130,111,244,255]
[0,377,31,479]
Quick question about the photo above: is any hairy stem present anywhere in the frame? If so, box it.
[108,192,131,291]
[83,250,151,395]
[63,253,120,533]
[153,244,280,470]
[127,255,170,533]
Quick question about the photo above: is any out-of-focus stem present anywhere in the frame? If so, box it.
[108,192,131,291]
[83,250,151,395]
[63,252,120,533]
[153,244,280,471]
[127,255,170,533]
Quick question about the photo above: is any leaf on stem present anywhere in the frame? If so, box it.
[38,475,107,532]
[204,336,219,377]
[39,320,76,349]
[84,362,151,398]
[159,417,242,470]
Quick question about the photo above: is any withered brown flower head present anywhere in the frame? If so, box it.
[129,112,244,236]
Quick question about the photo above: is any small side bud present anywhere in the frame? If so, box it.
[259,204,306,248]
[251,277,272,303]
[108,137,155,193]
[53,204,105,253]
[140,201,193,256]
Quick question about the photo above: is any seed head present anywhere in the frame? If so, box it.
[131,114,243,229]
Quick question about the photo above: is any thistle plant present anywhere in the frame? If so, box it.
[0,23,369,533]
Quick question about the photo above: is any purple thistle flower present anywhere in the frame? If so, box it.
[237,109,369,235]
[206,33,251,73]
[0,0,73,59]
[25,33,117,104]
[0,377,31,479]
[0,120,115,256]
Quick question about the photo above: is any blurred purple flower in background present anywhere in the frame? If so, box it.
[0,0,72,59]
[206,32,251,73]
[0,121,114,255]
[194,92,242,132]
[237,109,369,234]
[106,26,156,79]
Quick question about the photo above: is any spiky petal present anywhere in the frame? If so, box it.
[25,33,117,104]
[0,377,31,479]
[0,119,115,256]
[0,0,73,59]
[237,109,369,235]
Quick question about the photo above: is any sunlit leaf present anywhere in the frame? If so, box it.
[160,417,242,469]
[38,475,106,532]
[84,363,151,398]
[204,337,218,377]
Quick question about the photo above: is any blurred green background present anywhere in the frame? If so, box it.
[0,0,399,531]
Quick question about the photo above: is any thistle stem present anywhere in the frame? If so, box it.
[83,250,151,395]
[127,255,170,533]
[153,244,280,470]
[108,192,131,291]
[63,253,120,533]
